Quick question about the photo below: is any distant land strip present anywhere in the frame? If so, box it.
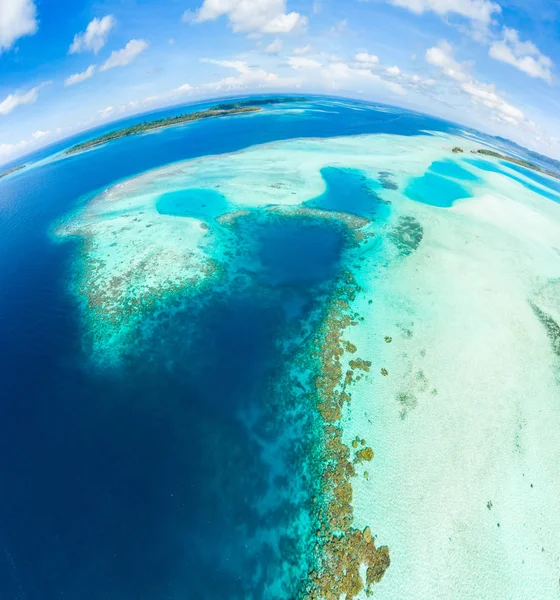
[475,148,560,181]
[0,164,26,179]
[453,146,560,181]
[64,98,308,155]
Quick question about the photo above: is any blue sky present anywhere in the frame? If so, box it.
[1,0,560,164]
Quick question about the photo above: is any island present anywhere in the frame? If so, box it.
[474,148,560,180]
[64,98,308,156]
[0,164,25,179]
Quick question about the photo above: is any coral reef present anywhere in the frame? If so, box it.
[388,215,424,256]
[305,268,390,599]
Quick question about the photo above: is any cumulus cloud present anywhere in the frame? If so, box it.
[100,39,148,71]
[64,65,96,86]
[293,44,311,55]
[426,40,525,125]
[426,40,469,81]
[388,0,500,29]
[98,106,114,119]
[69,15,115,55]
[489,27,553,83]
[0,81,51,116]
[186,0,307,34]
[0,141,28,162]
[32,129,49,140]
[354,52,379,66]
[264,38,283,54]
[199,58,300,90]
[461,79,524,124]
[322,60,405,95]
[288,56,322,69]
[0,0,37,52]
[286,53,405,95]
[386,65,401,76]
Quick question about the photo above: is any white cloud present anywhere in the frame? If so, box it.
[288,56,322,69]
[64,65,96,86]
[388,0,500,29]
[426,40,525,125]
[0,81,51,116]
[188,0,308,34]
[142,83,195,107]
[286,53,405,95]
[0,0,37,52]
[32,129,49,140]
[0,140,28,161]
[461,80,524,123]
[321,60,405,95]
[69,15,115,55]
[264,38,283,54]
[426,40,469,81]
[200,58,299,90]
[293,44,311,55]
[386,65,401,76]
[100,39,148,71]
[489,27,553,83]
[354,52,379,66]
[98,106,114,119]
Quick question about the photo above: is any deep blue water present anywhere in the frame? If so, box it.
[257,217,345,286]
[0,95,492,598]
[465,158,560,203]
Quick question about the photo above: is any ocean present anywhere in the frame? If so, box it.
[1,95,560,600]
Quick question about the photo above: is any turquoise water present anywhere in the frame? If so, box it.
[405,171,471,208]
[465,158,560,203]
[429,159,481,182]
[304,167,388,218]
[156,188,229,219]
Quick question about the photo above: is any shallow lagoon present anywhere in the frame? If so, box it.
[156,187,229,220]
[404,170,471,207]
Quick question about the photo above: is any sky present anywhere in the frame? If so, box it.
[1,0,560,165]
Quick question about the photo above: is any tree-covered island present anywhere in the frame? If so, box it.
[474,148,560,180]
[64,98,308,155]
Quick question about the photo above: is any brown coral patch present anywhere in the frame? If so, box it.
[306,268,389,599]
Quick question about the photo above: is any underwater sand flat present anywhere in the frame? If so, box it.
[347,171,560,599]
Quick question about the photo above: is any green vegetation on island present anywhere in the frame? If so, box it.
[474,148,560,180]
[65,104,260,155]
[0,164,25,179]
[65,98,308,155]
[452,146,464,153]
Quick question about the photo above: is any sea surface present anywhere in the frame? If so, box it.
[1,95,559,599]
